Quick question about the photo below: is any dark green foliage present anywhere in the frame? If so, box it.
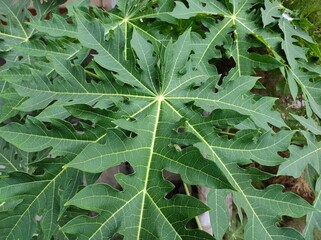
[0,0,321,239]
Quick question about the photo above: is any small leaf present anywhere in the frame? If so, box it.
[0,88,25,122]
[279,18,313,68]
[0,117,105,155]
[14,39,81,58]
[292,114,321,135]
[29,14,77,38]
[279,131,321,178]
[0,165,82,239]
[261,0,284,27]
[303,177,321,240]
[208,189,231,240]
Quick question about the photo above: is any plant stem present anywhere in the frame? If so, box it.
[85,69,101,80]
[219,131,235,137]
[183,183,203,230]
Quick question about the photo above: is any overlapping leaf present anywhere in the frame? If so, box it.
[74,0,176,55]
[0,0,83,122]
[0,89,24,122]
[0,113,107,238]
[14,39,81,58]
[286,63,321,118]
[0,117,106,155]
[165,102,311,239]
[304,178,321,240]
[167,72,286,130]
[279,131,321,178]
[0,139,49,175]
[0,164,82,240]
[279,18,313,69]
[29,14,77,38]
[171,0,284,76]
[0,0,33,49]
[0,0,67,52]
[292,114,321,135]
[261,1,321,122]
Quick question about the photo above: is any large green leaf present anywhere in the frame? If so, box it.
[63,104,229,239]
[61,12,306,239]
[0,0,319,239]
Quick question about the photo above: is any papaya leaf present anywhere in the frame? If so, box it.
[171,0,284,76]
[0,1,319,239]
[291,114,321,135]
[29,14,77,38]
[304,177,321,240]
[279,131,321,178]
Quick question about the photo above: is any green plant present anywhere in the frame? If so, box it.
[283,0,321,61]
[0,0,321,239]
